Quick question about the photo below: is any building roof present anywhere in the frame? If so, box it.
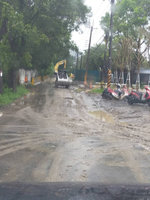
[139,68,150,74]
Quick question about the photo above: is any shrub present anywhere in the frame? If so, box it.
[0,86,28,106]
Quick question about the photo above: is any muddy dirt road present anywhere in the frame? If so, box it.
[0,81,150,184]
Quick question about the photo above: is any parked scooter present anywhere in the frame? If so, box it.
[102,84,129,100]
[127,86,150,106]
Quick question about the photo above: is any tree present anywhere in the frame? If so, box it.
[0,1,49,90]
[100,0,150,87]
[82,44,105,71]
[0,0,90,90]
[19,0,90,69]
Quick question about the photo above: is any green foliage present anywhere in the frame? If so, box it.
[114,0,148,38]
[46,63,54,76]
[101,0,149,38]
[0,0,90,86]
[100,0,150,72]
[0,1,35,71]
[82,44,105,70]
[0,86,28,106]
[100,13,110,33]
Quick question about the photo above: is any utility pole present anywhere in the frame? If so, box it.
[84,25,93,85]
[107,0,115,88]
[104,31,109,82]
[0,70,3,94]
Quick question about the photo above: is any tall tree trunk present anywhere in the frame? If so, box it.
[136,38,141,90]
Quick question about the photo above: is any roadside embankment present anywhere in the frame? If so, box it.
[0,75,50,107]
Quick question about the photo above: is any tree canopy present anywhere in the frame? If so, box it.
[100,0,150,74]
[0,0,90,87]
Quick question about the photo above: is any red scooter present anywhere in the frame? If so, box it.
[127,86,150,106]
[102,84,129,100]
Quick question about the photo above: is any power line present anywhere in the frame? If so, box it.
[95,34,105,45]
[89,34,105,54]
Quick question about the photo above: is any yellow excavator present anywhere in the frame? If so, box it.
[54,60,66,73]
[54,60,70,88]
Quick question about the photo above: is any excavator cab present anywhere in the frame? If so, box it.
[54,60,71,88]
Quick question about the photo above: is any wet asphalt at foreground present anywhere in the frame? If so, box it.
[0,81,150,186]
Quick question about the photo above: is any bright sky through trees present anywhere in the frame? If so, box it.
[72,0,110,52]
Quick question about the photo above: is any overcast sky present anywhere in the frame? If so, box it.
[72,0,110,52]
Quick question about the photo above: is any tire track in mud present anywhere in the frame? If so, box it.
[0,134,52,157]
[0,83,150,183]
[0,127,69,157]
[114,126,150,152]
[88,93,150,151]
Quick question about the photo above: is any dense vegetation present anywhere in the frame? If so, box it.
[80,0,150,85]
[1,0,150,89]
[0,0,90,90]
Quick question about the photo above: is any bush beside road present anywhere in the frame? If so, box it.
[0,86,29,106]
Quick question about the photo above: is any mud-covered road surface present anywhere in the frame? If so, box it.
[0,80,150,184]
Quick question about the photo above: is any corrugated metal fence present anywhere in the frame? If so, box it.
[74,69,101,82]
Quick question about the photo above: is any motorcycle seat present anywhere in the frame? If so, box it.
[133,91,143,100]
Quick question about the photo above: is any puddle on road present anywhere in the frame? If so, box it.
[89,110,115,124]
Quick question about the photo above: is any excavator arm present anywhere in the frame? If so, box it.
[54,60,66,73]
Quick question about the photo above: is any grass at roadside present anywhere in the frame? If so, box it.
[0,86,29,106]
[89,88,104,94]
